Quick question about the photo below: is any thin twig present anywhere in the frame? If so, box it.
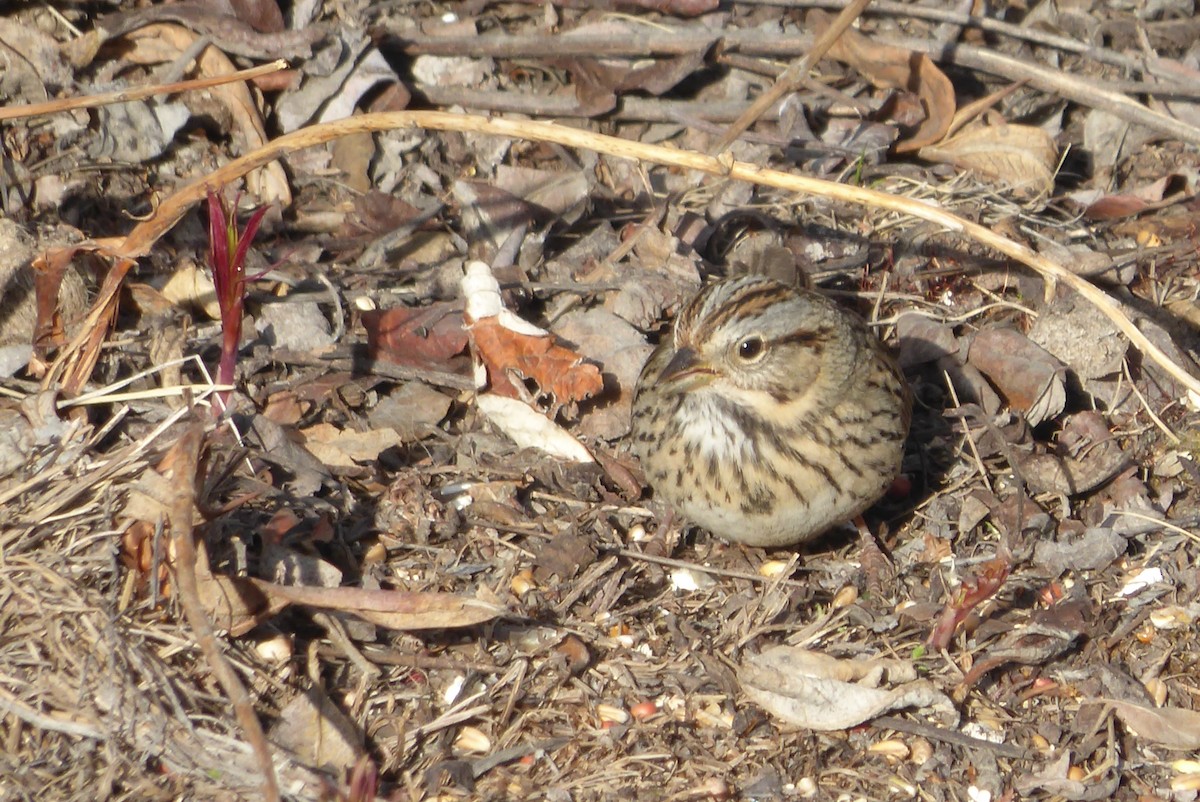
[710,0,873,153]
[0,60,287,122]
[165,421,281,802]
[875,715,1031,759]
[894,36,1200,150]
[942,375,993,494]
[0,687,103,739]
[52,111,1200,403]
[748,0,1194,86]
[391,25,1200,99]
[1121,358,1181,445]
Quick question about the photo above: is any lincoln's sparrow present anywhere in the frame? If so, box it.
[630,276,910,548]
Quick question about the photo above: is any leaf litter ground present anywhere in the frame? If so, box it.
[3,1,1200,800]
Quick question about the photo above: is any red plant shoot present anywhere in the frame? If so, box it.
[342,755,377,802]
[926,555,1012,651]
[206,188,268,414]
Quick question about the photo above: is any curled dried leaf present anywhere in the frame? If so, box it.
[814,9,955,152]
[739,646,958,731]
[919,122,1057,199]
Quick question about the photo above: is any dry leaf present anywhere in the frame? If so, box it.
[1017,411,1129,495]
[271,690,363,775]
[476,394,594,463]
[469,315,604,404]
[300,422,405,467]
[363,301,468,368]
[553,307,653,440]
[739,646,958,730]
[196,571,276,636]
[159,256,220,316]
[1107,699,1200,750]
[814,10,955,153]
[1067,173,1195,220]
[968,328,1066,426]
[1033,527,1126,575]
[495,164,591,217]
[919,122,1057,199]
[369,382,453,441]
[250,580,507,631]
[262,389,309,425]
[462,261,603,406]
[262,540,343,588]
[1027,291,1127,378]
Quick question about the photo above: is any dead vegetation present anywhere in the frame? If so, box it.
[3,0,1200,800]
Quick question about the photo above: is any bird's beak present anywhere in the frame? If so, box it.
[658,346,716,391]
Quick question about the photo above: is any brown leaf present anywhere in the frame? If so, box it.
[271,690,363,776]
[1017,411,1129,495]
[895,313,957,369]
[197,571,276,637]
[261,388,309,425]
[553,49,709,100]
[469,316,603,405]
[1107,699,1200,750]
[919,122,1057,199]
[364,302,469,368]
[533,530,598,583]
[368,382,453,441]
[495,165,591,218]
[339,192,426,240]
[555,634,591,674]
[300,422,405,467]
[227,0,286,33]
[553,307,652,440]
[814,9,955,153]
[1068,173,1194,220]
[31,247,76,351]
[967,328,1066,426]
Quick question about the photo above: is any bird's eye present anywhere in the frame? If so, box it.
[736,336,765,361]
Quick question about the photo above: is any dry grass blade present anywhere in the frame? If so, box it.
[709,0,872,153]
[83,110,1200,402]
[0,60,286,122]
[160,421,282,802]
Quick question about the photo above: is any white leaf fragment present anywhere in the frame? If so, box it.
[476,394,594,463]
[738,646,958,731]
[670,568,716,592]
[461,260,547,336]
[1118,566,1164,597]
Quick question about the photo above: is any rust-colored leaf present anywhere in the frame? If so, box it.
[363,301,469,368]
[469,315,603,405]
[30,247,75,352]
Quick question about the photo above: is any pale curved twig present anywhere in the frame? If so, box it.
[79,110,1200,401]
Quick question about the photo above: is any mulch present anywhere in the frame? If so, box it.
[3,1,1200,800]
